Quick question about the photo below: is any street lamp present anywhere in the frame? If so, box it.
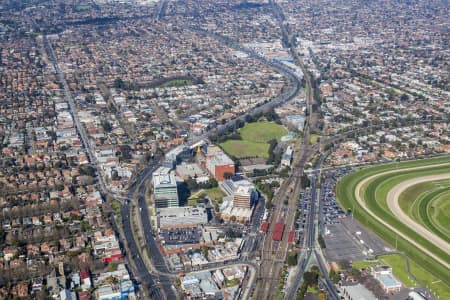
[395,234,398,250]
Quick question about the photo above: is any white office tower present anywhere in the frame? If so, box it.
[153,169,179,208]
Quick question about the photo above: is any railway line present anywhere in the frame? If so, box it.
[256,1,341,299]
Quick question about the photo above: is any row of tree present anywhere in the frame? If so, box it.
[0,198,81,222]
[209,108,282,144]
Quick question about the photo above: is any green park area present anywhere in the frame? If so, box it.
[309,134,320,145]
[351,260,379,270]
[205,187,225,201]
[187,187,225,207]
[219,121,287,159]
[336,156,450,298]
[220,140,270,159]
[159,78,193,88]
[239,121,288,142]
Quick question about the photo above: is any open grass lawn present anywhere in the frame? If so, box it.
[187,189,206,206]
[220,121,287,159]
[309,134,320,145]
[187,189,206,199]
[219,139,270,159]
[430,192,450,237]
[398,181,435,212]
[408,256,450,299]
[380,252,450,299]
[351,260,380,270]
[417,186,450,242]
[75,4,92,11]
[187,187,224,208]
[352,254,419,288]
[335,157,450,298]
[239,121,287,143]
[160,79,193,88]
[205,187,225,202]
[378,254,417,288]
[187,198,198,206]
[224,278,240,287]
[307,285,319,293]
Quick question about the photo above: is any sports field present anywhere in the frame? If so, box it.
[336,157,450,298]
[240,121,287,143]
[219,121,287,159]
[220,140,270,159]
[399,180,450,242]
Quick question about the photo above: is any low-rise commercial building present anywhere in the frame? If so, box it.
[204,146,235,181]
[175,162,209,182]
[163,146,192,169]
[221,206,253,223]
[156,206,208,228]
[371,265,402,293]
[281,145,294,167]
[341,284,377,300]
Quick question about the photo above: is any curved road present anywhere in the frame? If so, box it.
[354,162,450,269]
[386,174,450,254]
[119,22,303,299]
[124,25,303,300]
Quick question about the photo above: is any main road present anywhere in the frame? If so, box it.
[44,2,310,298]
[123,19,305,299]
[185,26,302,144]
[43,34,173,299]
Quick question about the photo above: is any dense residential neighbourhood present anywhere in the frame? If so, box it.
[0,0,448,299]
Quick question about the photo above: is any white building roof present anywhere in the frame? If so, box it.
[209,152,234,166]
[378,273,402,288]
[343,284,377,300]
[153,172,177,188]
[157,206,208,227]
